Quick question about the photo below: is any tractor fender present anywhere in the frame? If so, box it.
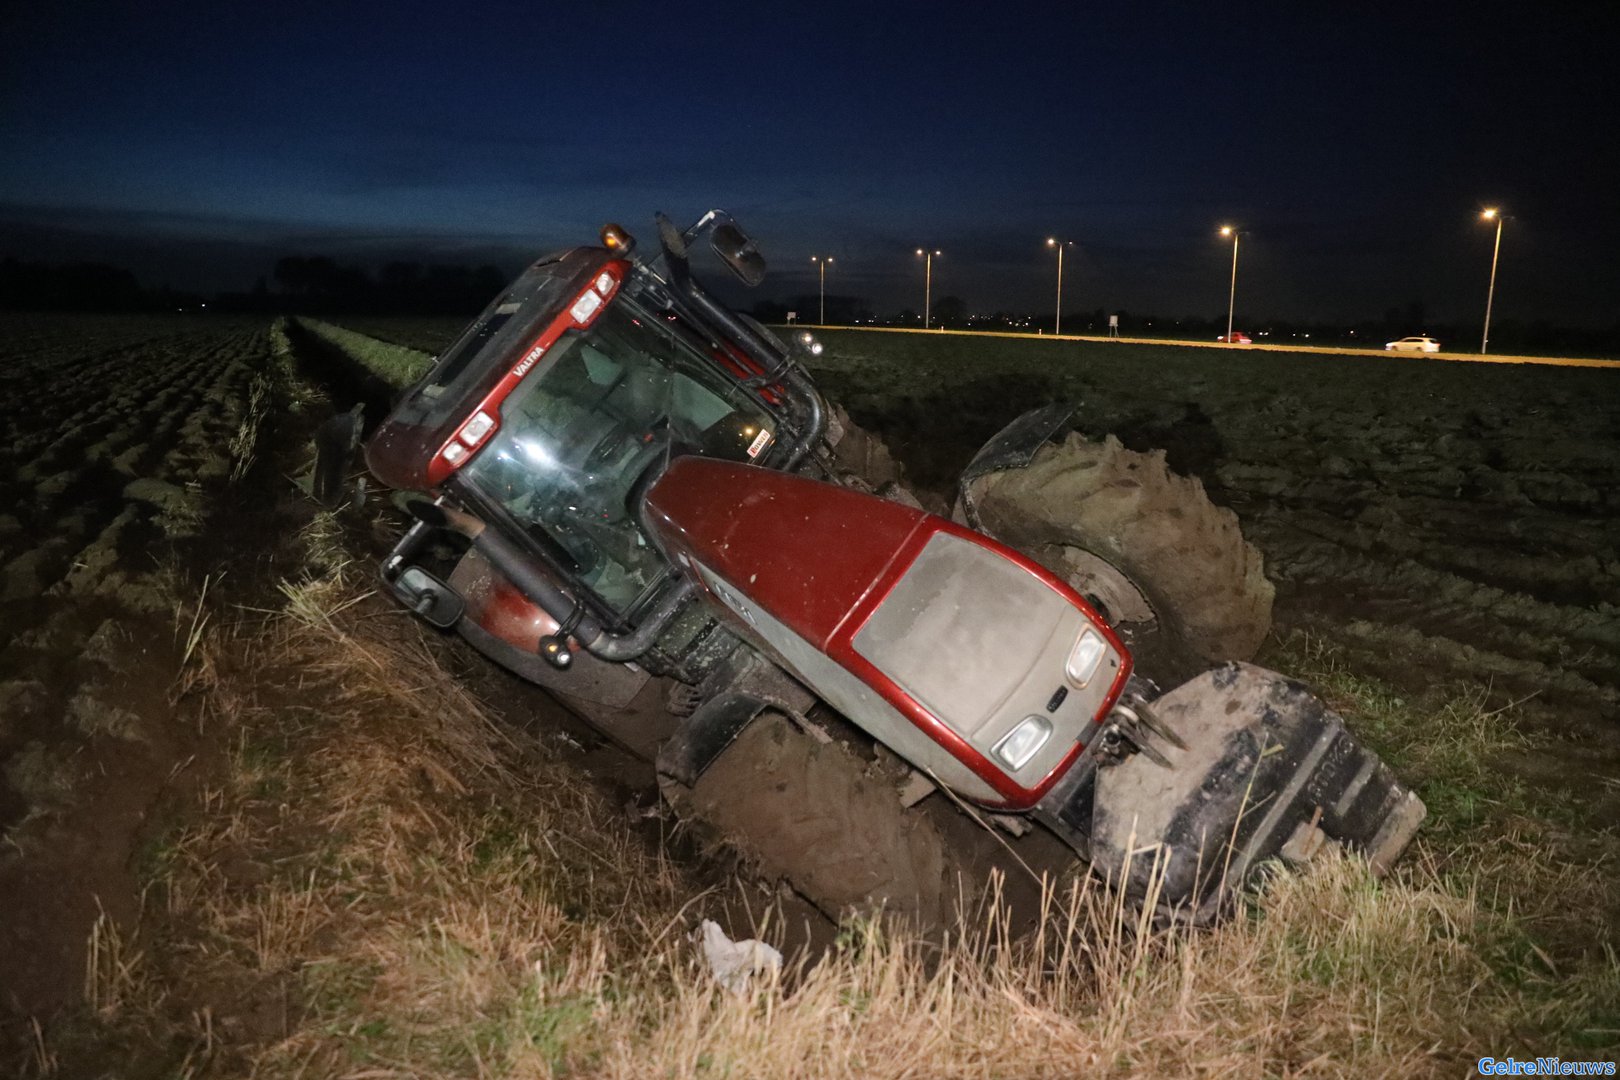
[1060,663,1425,921]
[655,650,817,787]
[955,403,1076,527]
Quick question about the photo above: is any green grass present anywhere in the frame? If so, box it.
[299,318,434,388]
[328,316,467,356]
[1272,632,1597,837]
[1267,630,1619,981]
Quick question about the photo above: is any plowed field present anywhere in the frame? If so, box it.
[0,314,279,1010]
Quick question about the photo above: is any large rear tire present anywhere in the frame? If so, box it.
[963,432,1273,681]
[658,712,953,927]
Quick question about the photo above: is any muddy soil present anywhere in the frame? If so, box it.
[0,315,286,1018]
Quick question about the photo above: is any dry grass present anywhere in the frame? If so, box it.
[27,560,1617,1078]
[83,903,149,1019]
[226,370,273,483]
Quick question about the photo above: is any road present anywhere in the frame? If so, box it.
[795,325,1620,370]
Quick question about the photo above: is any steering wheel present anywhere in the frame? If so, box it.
[581,419,638,474]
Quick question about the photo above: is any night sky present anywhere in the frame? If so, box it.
[2,0,1616,326]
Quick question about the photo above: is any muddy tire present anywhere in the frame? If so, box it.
[658,712,952,927]
[963,432,1273,679]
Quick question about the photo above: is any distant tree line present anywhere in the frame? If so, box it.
[0,257,204,312]
[259,256,510,315]
[6,254,1620,356]
[0,254,515,317]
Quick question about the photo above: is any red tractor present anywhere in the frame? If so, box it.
[352,210,1423,924]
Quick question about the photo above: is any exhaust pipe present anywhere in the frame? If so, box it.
[405,501,696,663]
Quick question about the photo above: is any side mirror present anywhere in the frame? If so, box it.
[389,566,466,629]
[711,222,767,287]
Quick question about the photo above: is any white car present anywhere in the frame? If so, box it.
[1385,336,1441,353]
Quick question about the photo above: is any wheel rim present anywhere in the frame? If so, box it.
[1035,542,1157,636]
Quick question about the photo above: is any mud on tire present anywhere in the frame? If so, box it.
[964,432,1274,678]
[658,712,952,927]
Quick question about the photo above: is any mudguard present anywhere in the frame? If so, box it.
[1051,662,1425,921]
[955,403,1075,528]
[656,651,817,787]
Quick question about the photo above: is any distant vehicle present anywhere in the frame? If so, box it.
[1216,331,1252,344]
[1385,336,1441,353]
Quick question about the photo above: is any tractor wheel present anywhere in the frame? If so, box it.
[658,711,953,928]
[962,432,1273,681]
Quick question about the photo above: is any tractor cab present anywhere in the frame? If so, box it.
[366,217,824,632]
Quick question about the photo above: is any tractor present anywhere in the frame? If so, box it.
[342,210,1424,926]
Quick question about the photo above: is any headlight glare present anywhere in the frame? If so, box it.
[1066,628,1106,687]
[995,715,1052,771]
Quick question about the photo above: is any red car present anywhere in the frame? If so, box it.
[1215,331,1252,344]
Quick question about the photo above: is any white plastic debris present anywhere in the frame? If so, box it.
[699,919,782,995]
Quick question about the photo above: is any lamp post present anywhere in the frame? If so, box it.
[915,248,940,328]
[809,256,833,325]
[1480,208,1504,354]
[1218,225,1240,343]
[1046,238,1072,335]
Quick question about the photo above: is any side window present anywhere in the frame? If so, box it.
[670,374,734,434]
[423,303,519,398]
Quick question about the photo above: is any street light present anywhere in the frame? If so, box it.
[1218,225,1240,343]
[915,248,941,328]
[810,255,834,325]
[1046,238,1073,335]
[1480,208,1505,354]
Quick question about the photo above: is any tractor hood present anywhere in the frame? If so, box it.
[643,456,1131,809]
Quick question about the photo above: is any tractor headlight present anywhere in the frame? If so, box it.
[995,715,1052,771]
[1065,628,1106,688]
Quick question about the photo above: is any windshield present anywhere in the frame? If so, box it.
[461,295,775,613]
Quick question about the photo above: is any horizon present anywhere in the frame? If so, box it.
[4,240,1610,350]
